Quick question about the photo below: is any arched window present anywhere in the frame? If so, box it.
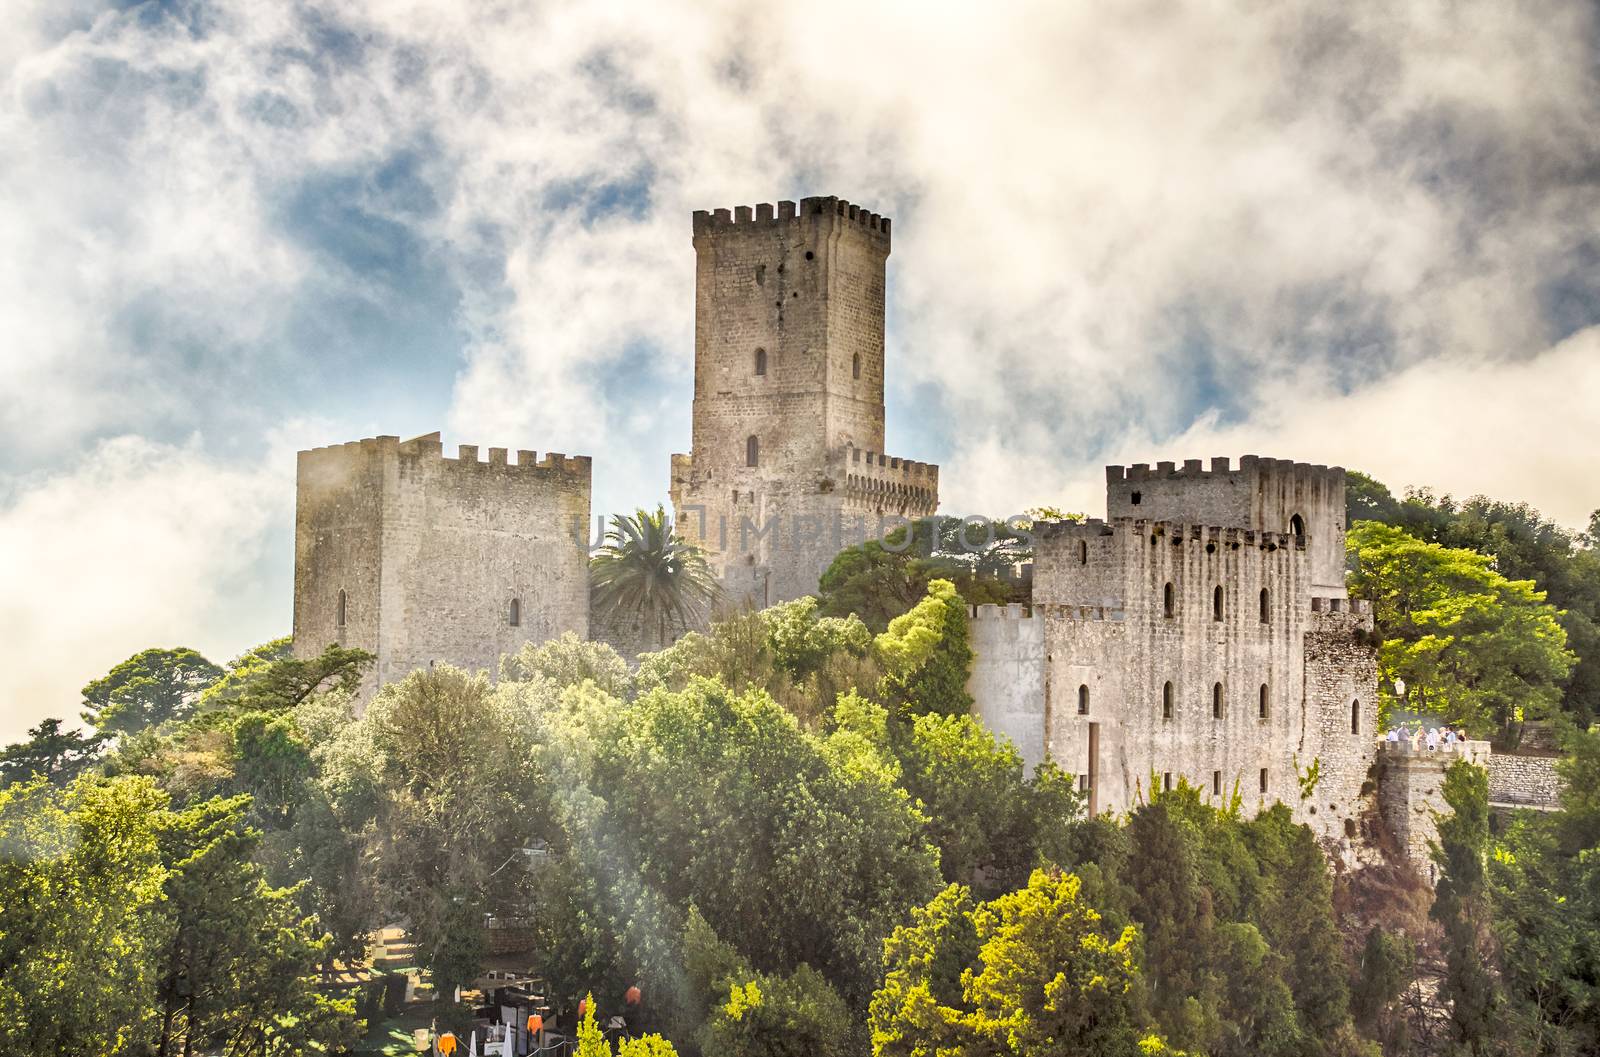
[1213,585,1224,621]
[1212,682,1223,719]
[509,597,521,627]
[1290,513,1305,536]
[1260,587,1270,623]
[1259,683,1270,720]
[1162,681,1174,720]
[1351,699,1361,735]
[754,348,767,376]
[336,589,347,628]
[746,435,759,467]
[1163,582,1175,618]
[1078,684,1090,715]
[852,352,861,379]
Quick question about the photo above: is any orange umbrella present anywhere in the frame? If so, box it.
[526,1014,543,1034]
[438,1032,458,1055]
[624,986,641,1005]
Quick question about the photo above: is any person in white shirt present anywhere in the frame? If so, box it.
[1386,728,1401,744]
[1426,728,1440,751]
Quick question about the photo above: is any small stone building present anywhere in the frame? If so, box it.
[970,457,1379,842]
[292,431,591,708]
[670,196,938,607]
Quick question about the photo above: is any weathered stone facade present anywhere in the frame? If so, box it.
[670,196,938,607]
[968,457,1378,842]
[292,431,591,708]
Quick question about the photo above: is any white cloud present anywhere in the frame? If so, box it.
[0,436,290,741]
[941,327,1600,531]
[1,0,1597,738]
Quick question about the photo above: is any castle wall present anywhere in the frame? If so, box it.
[1376,742,1491,877]
[1106,457,1348,596]
[967,496,1379,841]
[293,432,591,708]
[1486,752,1563,809]
[672,196,935,606]
[967,604,1047,772]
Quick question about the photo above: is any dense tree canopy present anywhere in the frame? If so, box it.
[81,646,223,737]
[1348,521,1574,741]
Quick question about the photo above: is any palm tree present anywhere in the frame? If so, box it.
[590,506,723,649]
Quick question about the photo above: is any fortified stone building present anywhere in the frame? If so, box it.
[669,196,938,607]
[287,191,1568,854]
[292,431,590,705]
[969,458,1378,843]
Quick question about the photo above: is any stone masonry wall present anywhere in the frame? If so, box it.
[670,196,937,606]
[1487,752,1563,808]
[1106,457,1348,596]
[967,604,1046,772]
[293,431,591,709]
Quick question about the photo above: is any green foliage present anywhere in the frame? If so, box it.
[1348,521,1575,741]
[327,665,551,997]
[0,717,102,787]
[816,518,1025,632]
[591,505,723,648]
[502,629,634,697]
[870,871,1163,1056]
[685,909,854,1057]
[208,641,371,715]
[875,579,974,718]
[886,708,1083,895]
[584,677,941,1006]
[0,776,356,1056]
[196,636,292,709]
[1431,759,1502,1053]
[1348,477,1600,728]
[1352,927,1415,1045]
[0,776,167,1054]
[81,646,223,737]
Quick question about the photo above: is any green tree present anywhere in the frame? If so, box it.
[0,717,102,787]
[196,636,292,709]
[591,506,723,649]
[81,646,223,737]
[1245,804,1352,1039]
[502,630,634,697]
[875,579,974,718]
[817,518,1024,632]
[1348,521,1574,741]
[1127,799,1220,1046]
[326,666,552,997]
[152,793,358,1056]
[585,677,941,1006]
[1351,927,1414,1042]
[1431,759,1502,1054]
[885,708,1082,895]
[0,776,167,1055]
[686,909,854,1057]
[870,871,1177,1057]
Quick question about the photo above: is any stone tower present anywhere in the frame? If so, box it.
[670,196,939,606]
[292,431,591,708]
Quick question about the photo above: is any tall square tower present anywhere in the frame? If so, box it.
[670,196,939,606]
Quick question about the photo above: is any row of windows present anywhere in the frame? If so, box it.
[752,348,862,379]
[1162,583,1273,622]
[1148,769,1273,796]
[334,591,526,628]
[1075,681,1362,733]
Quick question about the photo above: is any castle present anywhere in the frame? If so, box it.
[669,197,938,606]
[969,459,1377,843]
[291,193,1560,863]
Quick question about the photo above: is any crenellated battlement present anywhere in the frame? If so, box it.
[1107,454,1345,484]
[839,445,938,479]
[834,446,939,515]
[1043,517,1307,551]
[299,431,591,479]
[692,195,891,241]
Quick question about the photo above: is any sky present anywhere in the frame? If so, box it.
[2,0,1599,741]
